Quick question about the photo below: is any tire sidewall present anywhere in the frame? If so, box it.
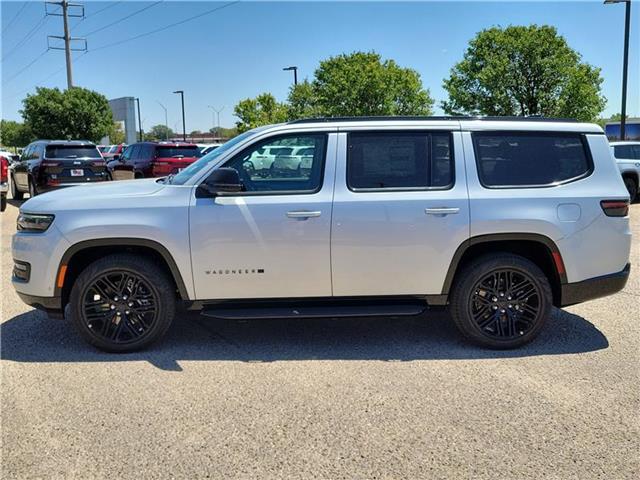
[69,256,175,352]
[451,255,552,349]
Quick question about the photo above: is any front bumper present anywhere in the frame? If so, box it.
[561,263,631,307]
[16,292,64,319]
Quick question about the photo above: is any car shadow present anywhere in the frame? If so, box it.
[1,307,608,371]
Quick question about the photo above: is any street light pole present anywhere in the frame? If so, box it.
[208,105,224,140]
[173,90,186,142]
[157,101,169,140]
[605,0,632,140]
[135,97,143,142]
[283,66,298,86]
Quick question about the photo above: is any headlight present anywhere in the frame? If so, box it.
[17,213,55,232]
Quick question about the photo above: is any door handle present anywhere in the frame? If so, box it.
[287,210,322,219]
[425,207,460,216]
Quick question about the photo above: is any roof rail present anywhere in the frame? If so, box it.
[288,115,579,124]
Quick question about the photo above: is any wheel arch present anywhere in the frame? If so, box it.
[56,238,190,308]
[443,233,567,307]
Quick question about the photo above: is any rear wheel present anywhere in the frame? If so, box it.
[10,174,23,200]
[68,254,176,352]
[450,254,552,349]
[623,176,637,203]
[1,194,6,212]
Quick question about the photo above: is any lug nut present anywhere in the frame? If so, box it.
[128,302,133,307]
[114,296,119,301]
[110,305,115,310]
[125,310,130,315]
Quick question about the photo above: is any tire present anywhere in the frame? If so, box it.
[28,178,37,198]
[623,176,637,203]
[68,253,176,353]
[449,254,552,349]
[10,174,23,200]
[1,195,6,212]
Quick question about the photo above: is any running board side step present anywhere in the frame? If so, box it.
[201,303,426,320]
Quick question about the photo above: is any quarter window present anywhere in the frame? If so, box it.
[347,132,454,190]
[223,133,327,193]
[473,132,592,187]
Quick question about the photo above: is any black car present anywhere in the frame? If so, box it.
[10,140,109,198]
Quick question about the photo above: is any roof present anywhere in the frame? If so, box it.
[34,140,95,146]
[289,115,579,124]
[609,141,640,146]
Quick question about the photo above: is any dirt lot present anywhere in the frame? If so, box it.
[1,199,638,479]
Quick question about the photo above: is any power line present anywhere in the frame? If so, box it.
[80,1,163,38]
[4,49,49,84]
[2,2,31,34]
[2,14,50,62]
[75,0,123,26]
[90,1,239,52]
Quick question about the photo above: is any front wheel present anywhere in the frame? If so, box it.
[28,178,38,198]
[68,254,176,352]
[449,254,552,349]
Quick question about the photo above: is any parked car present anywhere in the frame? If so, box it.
[610,141,640,202]
[0,150,20,164]
[99,144,126,161]
[199,143,223,155]
[1,155,8,211]
[107,141,201,178]
[10,140,109,198]
[12,117,631,353]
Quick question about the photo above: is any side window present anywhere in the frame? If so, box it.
[473,132,592,188]
[21,145,33,161]
[634,145,640,160]
[614,145,635,159]
[347,131,454,190]
[120,146,132,161]
[223,133,327,193]
[129,145,141,161]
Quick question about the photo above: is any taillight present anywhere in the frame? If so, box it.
[600,199,629,217]
[41,160,62,168]
[1,160,7,182]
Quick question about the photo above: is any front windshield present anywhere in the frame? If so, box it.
[168,128,267,185]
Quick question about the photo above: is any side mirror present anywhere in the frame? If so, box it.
[198,167,243,197]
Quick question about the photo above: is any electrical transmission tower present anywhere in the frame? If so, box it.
[45,1,86,89]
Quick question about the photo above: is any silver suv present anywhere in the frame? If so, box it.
[12,117,632,352]
[610,141,640,202]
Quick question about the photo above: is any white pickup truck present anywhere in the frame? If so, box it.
[610,141,640,203]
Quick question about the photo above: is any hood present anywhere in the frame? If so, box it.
[21,178,167,213]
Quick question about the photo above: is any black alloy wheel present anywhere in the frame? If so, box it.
[81,271,159,346]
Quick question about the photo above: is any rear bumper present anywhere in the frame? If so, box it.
[16,292,64,319]
[561,263,631,307]
[0,181,8,193]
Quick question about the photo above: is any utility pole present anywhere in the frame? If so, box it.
[46,1,86,89]
[208,105,224,139]
[136,98,143,141]
[173,90,186,142]
[604,0,632,140]
[157,101,169,140]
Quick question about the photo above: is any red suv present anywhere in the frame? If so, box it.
[1,155,8,211]
[108,142,201,178]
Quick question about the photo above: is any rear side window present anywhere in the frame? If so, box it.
[347,132,454,190]
[473,132,592,188]
[613,145,640,160]
[156,146,201,158]
[45,145,101,159]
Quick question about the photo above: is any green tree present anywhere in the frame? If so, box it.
[312,51,434,116]
[442,25,606,121]
[21,87,114,142]
[210,126,238,139]
[0,119,34,148]
[234,93,288,133]
[108,122,126,144]
[287,80,322,120]
[145,124,174,141]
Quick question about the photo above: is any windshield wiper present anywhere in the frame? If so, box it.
[164,173,176,184]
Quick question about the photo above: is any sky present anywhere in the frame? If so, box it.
[1,0,639,133]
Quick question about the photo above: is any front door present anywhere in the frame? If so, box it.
[331,129,470,297]
[189,131,337,300]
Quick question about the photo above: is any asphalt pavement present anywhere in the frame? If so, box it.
[1,198,638,479]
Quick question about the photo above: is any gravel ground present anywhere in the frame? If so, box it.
[1,198,638,479]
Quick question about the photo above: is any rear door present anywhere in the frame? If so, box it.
[331,128,470,297]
